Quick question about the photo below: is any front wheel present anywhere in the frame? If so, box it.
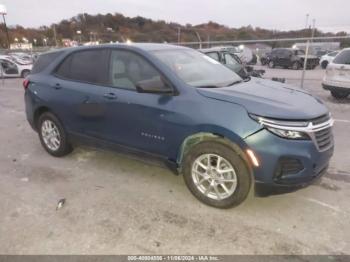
[321,61,328,69]
[38,112,73,157]
[268,60,275,68]
[182,141,251,209]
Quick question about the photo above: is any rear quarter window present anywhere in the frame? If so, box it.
[31,51,63,74]
[333,50,350,65]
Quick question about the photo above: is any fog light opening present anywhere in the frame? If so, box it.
[247,149,259,167]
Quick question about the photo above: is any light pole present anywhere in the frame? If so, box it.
[305,14,309,29]
[76,30,82,44]
[0,4,10,49]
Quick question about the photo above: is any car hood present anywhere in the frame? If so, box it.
[196,78,328,120]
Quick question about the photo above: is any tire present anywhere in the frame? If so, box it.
[331,91,349,99]
[292,61,301,70]
[268,60,275,68]
[321,61,328,69]
[182,141,252,209]
[21,70,30,78]
[37,112,73,157]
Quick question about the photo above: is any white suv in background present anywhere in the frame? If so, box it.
[319,51,339,69]
[322,48,350,99]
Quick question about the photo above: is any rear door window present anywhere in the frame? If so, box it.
[55,49,109,85]
[282,50,292,57]
[333,50,350,65]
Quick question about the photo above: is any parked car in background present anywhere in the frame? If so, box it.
[323,48,350,99]
[267,48,319,70]
[200,48,284,82]
[260,52,270,65]
[0,56,32,78]
[319,51,339,69]
[25,44,333,208]
[199,47,250,79]
[8,52,34,65]
[211,45,254,64]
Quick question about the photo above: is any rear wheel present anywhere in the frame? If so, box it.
[268,60,275,68]
[292,61,301,70]
[321,61,328,69]
[331,91,349,99]
[38,112,73,157]
[21,70,30,78]
[182,141,251,209]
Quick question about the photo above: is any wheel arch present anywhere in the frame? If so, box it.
[21,69,31,78]
[33,106,51,130]
[176,131,254,177]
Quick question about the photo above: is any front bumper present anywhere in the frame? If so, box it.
[244,129,334,187]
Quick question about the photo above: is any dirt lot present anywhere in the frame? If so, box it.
[0,67,349,255]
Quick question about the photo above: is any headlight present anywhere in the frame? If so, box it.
[265,127,310,140]
[250,114,310,140]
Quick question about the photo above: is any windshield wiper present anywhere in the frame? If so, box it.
[196,80,243,89]
[196,85,221,88]
[226,80,243,86]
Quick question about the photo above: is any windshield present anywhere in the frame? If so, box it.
[152,49,242,88]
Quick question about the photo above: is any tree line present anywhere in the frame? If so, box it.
[0,12,349,48]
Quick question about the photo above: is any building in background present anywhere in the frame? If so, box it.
[10,43,33,50]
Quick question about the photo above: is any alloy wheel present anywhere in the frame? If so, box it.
[191,154,238,200]
[41,120,61,151]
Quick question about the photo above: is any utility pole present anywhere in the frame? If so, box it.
[301,18,315,89]
[194,30,202,49]
[311,19,316,42]
[300,40,310,89]
[305,14,309,29]
[0,4,10,49]
[177,27,181,44]
[2,14,10,48]
[53,25,58,46]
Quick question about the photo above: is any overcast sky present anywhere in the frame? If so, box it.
[1,0,349,33]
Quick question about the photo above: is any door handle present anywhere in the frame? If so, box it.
[52,83,62,90]
[103,92,117,100]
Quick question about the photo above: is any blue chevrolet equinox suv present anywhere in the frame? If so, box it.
[24,44,334,208]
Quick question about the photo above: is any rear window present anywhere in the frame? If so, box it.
[55,49,109,85]
[31,51,63,74]
[333,50,350,65]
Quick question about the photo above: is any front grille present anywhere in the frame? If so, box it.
[311,114,330,125]
[314,127,333,151]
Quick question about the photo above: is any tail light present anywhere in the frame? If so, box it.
[23,79,30,90]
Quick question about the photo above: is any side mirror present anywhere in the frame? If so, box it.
[135,77,173,94]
